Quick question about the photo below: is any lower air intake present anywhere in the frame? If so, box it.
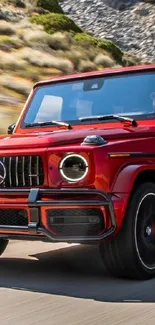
[0,209,28,226]
[47,208,104,237]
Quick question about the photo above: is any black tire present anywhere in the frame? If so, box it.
[0,239,9,256]
[99,182,155,280]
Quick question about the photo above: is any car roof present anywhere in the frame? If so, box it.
[33,64,155,89]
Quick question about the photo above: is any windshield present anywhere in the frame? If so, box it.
[23,72,155,126]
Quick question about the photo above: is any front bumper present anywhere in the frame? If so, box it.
[0,188,116,242]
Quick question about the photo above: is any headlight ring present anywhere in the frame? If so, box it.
[59,154,88,182]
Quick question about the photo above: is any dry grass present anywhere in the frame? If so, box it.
[0,85,24,134]
[20,28,70,50]
[0,35,23,50]
[78,60,97,72]
[0,51,27,70]
[0,21,16,36]
[94,54,115,67]
[0,75,32,96]
[17,47,74,72]
[47,32,70,50]
[20,28,47,43]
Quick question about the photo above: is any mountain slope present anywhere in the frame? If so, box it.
[0,0,145,133]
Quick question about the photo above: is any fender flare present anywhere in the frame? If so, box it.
[111,164,155,193]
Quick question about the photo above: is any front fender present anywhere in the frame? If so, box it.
[111,164,155,194]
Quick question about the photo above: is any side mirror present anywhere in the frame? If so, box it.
[8,123,16,135]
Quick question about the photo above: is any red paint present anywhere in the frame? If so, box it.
[1,64,155,240]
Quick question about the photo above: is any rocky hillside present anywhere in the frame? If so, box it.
[0,0,150,133]
[59,0,155,63]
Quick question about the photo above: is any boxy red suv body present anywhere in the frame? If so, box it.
[1,64,155,279]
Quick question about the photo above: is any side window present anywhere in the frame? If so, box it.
[34,95,63,122]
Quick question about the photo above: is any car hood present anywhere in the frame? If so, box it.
[0,126,155,149]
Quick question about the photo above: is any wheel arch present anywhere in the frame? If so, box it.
[111,164,155,232]
[111,164,155,194]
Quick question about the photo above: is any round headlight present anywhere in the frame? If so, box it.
[59,154,88,182]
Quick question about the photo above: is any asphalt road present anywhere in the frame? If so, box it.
[0,241,155,325]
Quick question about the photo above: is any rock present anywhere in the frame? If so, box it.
[0,7,25,22]
[59,0,155,62]
[136,7,150,16]
[0,11,6,20]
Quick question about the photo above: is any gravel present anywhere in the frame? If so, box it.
[59,0,155,62]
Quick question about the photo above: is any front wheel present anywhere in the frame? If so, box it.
[99,182,155,280]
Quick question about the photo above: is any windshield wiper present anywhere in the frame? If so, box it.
[24,120,72,130]
[79,114,138,127]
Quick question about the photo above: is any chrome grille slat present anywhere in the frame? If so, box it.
[2,157,6,188]
[29,156,32,186]
[0,155,44,188]
[9,157,12,187]
[22,156,25,186]
[36,155,39,186]
[15,156,19,187]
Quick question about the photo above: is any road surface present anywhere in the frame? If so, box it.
[0,241,155,325]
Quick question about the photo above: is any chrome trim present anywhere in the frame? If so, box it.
[29,156,32,186]
[15,156,19,187]
[59,153,88,182]
[9,157,12,187]
[36,156,39,186]
[0,155,43,188]
[22,156,25,186]
[2,157,6,187]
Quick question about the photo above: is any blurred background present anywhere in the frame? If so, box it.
[0,0,153,133]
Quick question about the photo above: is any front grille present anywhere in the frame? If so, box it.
[0,155,44,187]
[0,209,28,226]
[47,208,104,237]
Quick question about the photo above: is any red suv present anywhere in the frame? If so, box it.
[1,64,155,280]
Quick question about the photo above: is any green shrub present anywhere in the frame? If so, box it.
[74,33,98,47]
[30,13,82,34]
[36,0,64,13]
[98,40,123,63]
[74,33,123,63]
[0,36,23,50]
[30,15,122,63]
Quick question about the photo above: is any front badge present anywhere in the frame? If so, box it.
[0,161,6,184]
